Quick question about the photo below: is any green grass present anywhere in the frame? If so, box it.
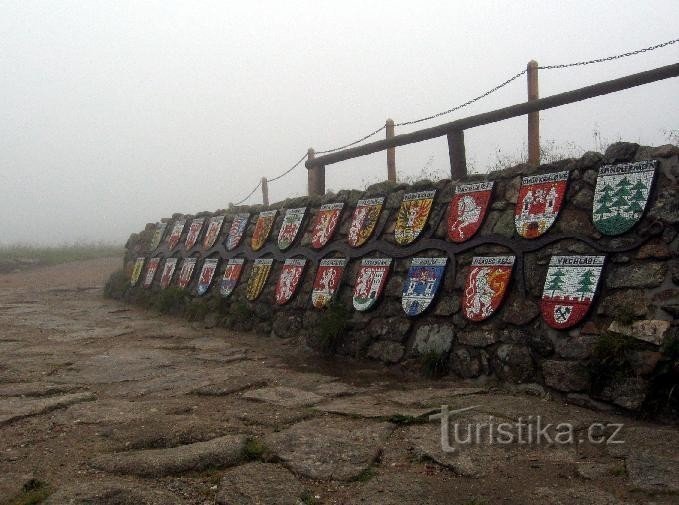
[241,437,267,461]
[0,242,123,271]
[6,479,51,505]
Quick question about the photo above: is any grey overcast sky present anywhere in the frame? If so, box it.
[1,1,677,245]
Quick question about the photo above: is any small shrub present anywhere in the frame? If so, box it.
[7,479,51,505]
[103,270,128,299]
[589,332,635,393]
[315,302,349,354]
[421,350,450,378]
[298,490,318,505]
[352,467,376,482]
[151,287,188,314]
[184,299,210,321]
[230,300,254,321]
[242,438,266,461]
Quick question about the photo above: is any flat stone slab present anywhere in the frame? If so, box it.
[344,473,445,505]
[90,435,246,477]
[534,486,630,505]
[216,463,304,505]
[265,417,394,481]
[0,382,82,397]
[0,473,34,503]
[54,399,160,425]
[242,386,323,408]
[190,376,268,396]
[384,386,487,407]
[626,453,679,493]
[314,395,437,419]
[44,478,186,505]
[0,392,95,426]
[312,381,366,397]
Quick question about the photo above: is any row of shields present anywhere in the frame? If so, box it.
[131,252,607,330]
[150,160,657,255]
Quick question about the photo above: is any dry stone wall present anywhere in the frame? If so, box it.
[113,142,679,413]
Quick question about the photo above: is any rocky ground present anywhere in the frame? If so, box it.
[0,257,677,504]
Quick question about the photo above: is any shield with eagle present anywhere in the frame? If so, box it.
[251,210,277,251]
[352,258,392,312]
[347,197,384,247]
[277,207,306,250]
[311,203,344,249]
[541,255,605,329]
[220,258,245,297]
[130,257,145,286]
[225,213,250,251]
[395,190,436,245]
[167,219,187,250]
[177,257,197,289]
[514,171,568,239]
[593,160,656,236]
[142,257,161,288]
[149,223,167,251]
[203,215,225,249]
[159,258,178,289]
[246,258,274,301]
[274,258,307,305]
[185,218,205,250]
[311,258,347,309]
[402,257,447,316]
[448,182,493,243]
[462,256,515,321]
[196,258,219,296]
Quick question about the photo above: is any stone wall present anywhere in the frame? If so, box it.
[111,142,679,414]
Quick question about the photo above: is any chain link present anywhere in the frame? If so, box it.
[316,125,387,154]
[233,179,262,206]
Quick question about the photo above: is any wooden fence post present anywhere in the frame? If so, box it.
[447,129,467,179]
[386,118,396,182]
[307,148,325,196]
[527,60,540,166]
[261,177,269,206]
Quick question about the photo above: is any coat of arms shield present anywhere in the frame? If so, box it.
[177,258,197,289]
[203,215,225,249]
[185,218,205,250]
[130,257,145,286]
[395,190,436,245]
[159,258,178,289]
[462,256,514,321]
[592,160,657,236]
[311,258,347,309]
[514,171,568,238]
[220,258,245,297]
[167,219,187,250]
[352,258,392,312]
[278,207,306,250]
[310,203,344,249]
[541,256,605,329]
[142,257,161,288]
[149,223,167,251]
[274,258,307,305]
[402,257,447,316]
[347,197,385,247]
[251,210,277,252]
[225,213,250,251]
[246,258,274,301]
[448,182,493,243]
[196,258,219,296]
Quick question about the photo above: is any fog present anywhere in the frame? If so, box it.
[1,1,677,245]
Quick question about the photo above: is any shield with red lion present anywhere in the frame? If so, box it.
[352,258,392,311]
[220,258,245,297]
[311,203,344,249]
[274,258,307,305]
[395,190,436,245]
[277,207,306,250]
[196,258,219,296]
[167,219,186,250]
[159,258,178,289]
[514,171,568,238]
[347,197,384,247]
[462,256,515,322]
[177,258,197,289]
[447,182,493,243]
[226,214,250,251]
[251,210,277,251]
[185,218,205,250]
[203,215,225,249]
[311,258,347,309]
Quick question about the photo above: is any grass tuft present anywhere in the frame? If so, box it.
[241,438,267,461]
[6,479,51,505]
[421,350,450,378]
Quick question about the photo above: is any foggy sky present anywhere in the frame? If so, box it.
[1,0,677,245]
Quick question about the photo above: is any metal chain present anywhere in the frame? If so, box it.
[266,153,308,182]
[316,124,387,154]
[233,179,262,206]
[539,38,678,70]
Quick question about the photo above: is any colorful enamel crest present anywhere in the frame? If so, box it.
[159,258,178,289]
[353,258,392,312]
[142,257,161,288]
[246,258,274,301]
[185,218,205,250]
[149,223,167,251]
[395,190,436,245]
[311,258,347,308]
[402,258,447,316]
[278,207,306,250]
[274,258,307,305]
[514,171,568,238]
[203,215,225,249]
[167,219,187,250]
[347,197,385,247]
[251,210,277,251]
[130,257,145,286]
[462,256,514,321]
[220,258,245,297]
[177,258,197,289]
[448,182,493,242]
[593,160,657,236]
[226,214,250,251]
[311,203,344,249]
[196,258,219,296]
[541,256,605,329]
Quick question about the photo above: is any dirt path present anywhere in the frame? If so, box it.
[0,258,676,504]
